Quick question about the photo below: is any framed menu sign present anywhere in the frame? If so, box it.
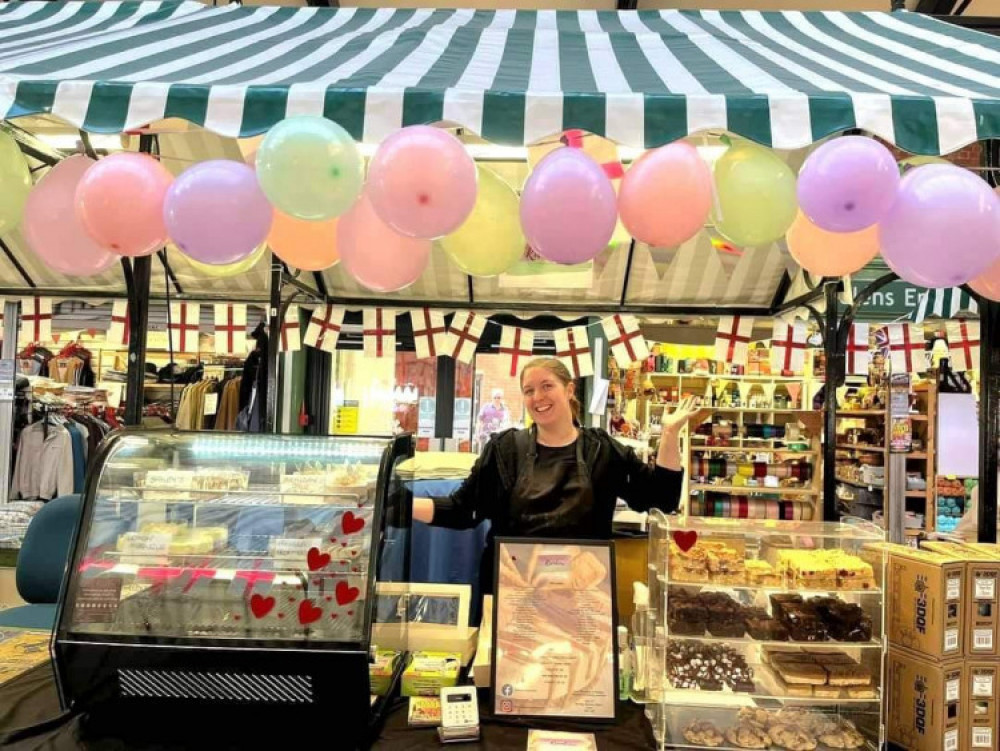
[491,538,618,722]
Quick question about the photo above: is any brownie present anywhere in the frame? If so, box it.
[770,593,804,620]
[782,606,829,642]
[810,598,874,642]
[669,616,707,636]
[707,619,747,638]
[746,616,790,641]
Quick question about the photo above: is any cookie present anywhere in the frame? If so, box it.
[769,723,818,751]
[683,720,725,747]
[770,708,817,730]
[819,726,866,749]
[737,707,771,728]
[725,721,770,749]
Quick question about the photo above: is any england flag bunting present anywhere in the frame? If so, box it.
[946,320,980,372]
[846,323,871,376]
[499,326,535,377]
[446,311,486,364]
[362,308,397,359]
[213,304,247,355]
[108,299,130,347]
[19,297,52,345]
[303,305,345,353]
[602,314,649,367]
[280,305,301,353]
[770,319,808,375]
[715,316,755,366]
[553,326,594,379]
[169,303,201,353]
[887,323,927,374]
[410,308,448,360]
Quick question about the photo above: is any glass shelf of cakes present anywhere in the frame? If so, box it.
[53,431,414,746]
[641,511,886,751]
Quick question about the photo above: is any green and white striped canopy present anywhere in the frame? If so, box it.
[1,1,998,153]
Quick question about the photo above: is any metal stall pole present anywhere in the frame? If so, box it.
[264,256,282,434]
[0,300,20,502]
[978,299,999,543]
[822,282,844,522]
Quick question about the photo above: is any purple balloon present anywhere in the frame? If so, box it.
[797,136,900,233]
[879,164,1000,288]
[520,148,617,265]
[164,160,273,265]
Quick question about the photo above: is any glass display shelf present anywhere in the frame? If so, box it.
[653,575,883,597]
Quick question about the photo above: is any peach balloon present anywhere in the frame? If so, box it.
[268,209,339,271]
[786,210,880,277]
[337,193,430,292]
[969,256,1000,302]
[619,142,712,247]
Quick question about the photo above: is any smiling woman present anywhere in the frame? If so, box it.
[412,357,710,596]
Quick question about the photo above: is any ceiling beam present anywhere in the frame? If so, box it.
[0,237,36,289]
[0,122,62,166]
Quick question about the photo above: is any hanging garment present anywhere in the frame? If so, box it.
[11,421,74,500]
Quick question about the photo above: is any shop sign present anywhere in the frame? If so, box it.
[846,274,926,323]
[453,397,472,440]
[418,397,436,438]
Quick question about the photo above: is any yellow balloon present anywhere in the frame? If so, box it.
[0,131,32,234]
[184,244,267,278]
[441,166,524,277]
[899,155,949,175]
[712,140,797,247]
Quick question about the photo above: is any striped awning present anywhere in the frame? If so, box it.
[915,287,979,323]
[1,2,998,154]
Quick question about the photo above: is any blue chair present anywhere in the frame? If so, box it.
[0,495,81,631]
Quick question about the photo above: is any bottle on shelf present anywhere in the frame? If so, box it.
[617,625,633,701]
[631,582,652,701]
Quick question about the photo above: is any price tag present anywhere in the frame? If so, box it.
[944,730,958,751]
[973,728,993,748]
[947,576,962,601]
[945,629,960,653]
[203,392,219,416]
[120,533,170,556]
[975,575,997,601]
[946,678,960,702]
[973,674,994,697]
[974,629,994,651]
[271,537,322,561]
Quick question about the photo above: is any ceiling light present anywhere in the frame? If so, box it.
[35,133,125,151]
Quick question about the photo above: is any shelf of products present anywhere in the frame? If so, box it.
[642,513,886,751]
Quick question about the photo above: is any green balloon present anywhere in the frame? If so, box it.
[256,116,363,221]
[0,131,32,235]
[712,140,797,247]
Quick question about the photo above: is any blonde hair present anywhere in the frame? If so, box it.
[520,357,581,423]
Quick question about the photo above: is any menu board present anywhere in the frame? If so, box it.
[492,539,617,722]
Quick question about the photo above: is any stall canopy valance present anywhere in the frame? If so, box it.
[1,2,998,154]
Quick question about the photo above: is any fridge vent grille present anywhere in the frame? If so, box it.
[116,668,314,704]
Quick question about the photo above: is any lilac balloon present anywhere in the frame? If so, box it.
[879,164,1000,288]
[164,160,273,265]
[520,148,617,265]
[797,136,900,233]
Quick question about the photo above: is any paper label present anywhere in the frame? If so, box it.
[973,674,994,697]
[271,537,322,559]
[946,678,960,702]
[947,575,962,601]
[944,730,959,751]
[974,629,994,651]
[74,577,122,624]
[975,575,997,601]
[203,392,218,415]
[973,728,993,748]
[945,628,960,652]
[120,533,170,556]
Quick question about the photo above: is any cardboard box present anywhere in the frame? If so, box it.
[887,648,964,751]
[923,542,1000,658]
[882,544,966,661]
[401,651,461,697]
[966,660,999,751]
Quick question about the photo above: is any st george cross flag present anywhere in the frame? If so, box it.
[108,300,130,347]
[554,326,594,379]
[19,297,52,345]
[602,314,649,366]
[410,308,448,360]
[887,323,927,374]
[213,304,247,355]
[446,311,487,364]
[846,323,871,375]
[946,320,980,372]
[363,308,397,359]
[280,305,301,353]
[715,316,755,366]
[770,319,808,375]
[303,305,345,353]
[499,326,535,377]
[169,303,201,353]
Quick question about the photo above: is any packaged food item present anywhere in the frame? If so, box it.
[401,651,461,697]
[369,649,402,696]
[407,696,441,727]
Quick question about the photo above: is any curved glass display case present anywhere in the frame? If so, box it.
[53,431,413,746]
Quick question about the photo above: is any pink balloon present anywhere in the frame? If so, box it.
[367,126,477,239]
[970,255,1000,302]
[520,148,617,264]
[619,142,712,247]
[75,152,173,257]
[337,193,430,292]
[164,160,273,265]
[879,164,1000,288]
[22,156,118,277]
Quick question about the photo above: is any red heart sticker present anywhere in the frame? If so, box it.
[250,594,275,618]
[342,511,365,535]
[307,547,331,571]
[298,599,323,625]
[335,580,360,606]
[672,530,699,553]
